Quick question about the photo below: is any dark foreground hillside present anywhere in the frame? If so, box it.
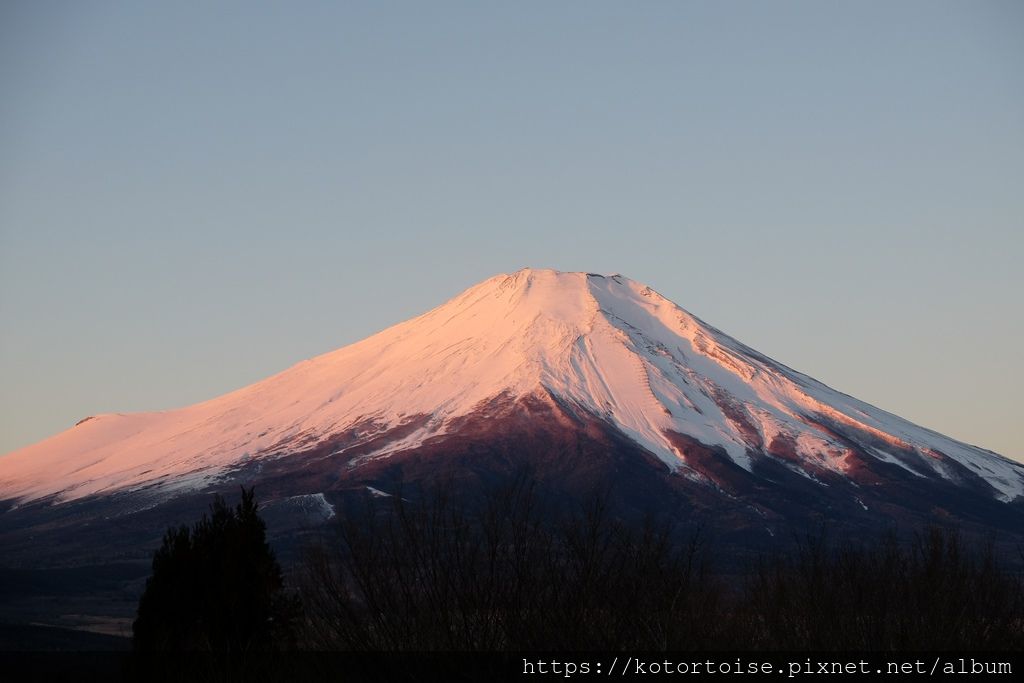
[299,478,1024,653]
[2,486,1023,681]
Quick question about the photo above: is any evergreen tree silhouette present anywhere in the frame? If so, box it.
[133,487,299,652]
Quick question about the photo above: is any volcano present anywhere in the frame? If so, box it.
[1,269,1023,629]
[2,268,1021,503]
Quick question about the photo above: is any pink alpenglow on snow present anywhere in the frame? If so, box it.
[1,268,1021,505]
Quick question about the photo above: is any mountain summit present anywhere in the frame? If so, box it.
[1,268,1022,508]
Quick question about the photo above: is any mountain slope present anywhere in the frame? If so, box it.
[1,268,1022,506]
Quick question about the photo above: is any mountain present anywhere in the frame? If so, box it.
[1,269,1023,629]
[2,268,1021,504]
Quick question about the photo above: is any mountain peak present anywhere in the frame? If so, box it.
[472,268,613,299]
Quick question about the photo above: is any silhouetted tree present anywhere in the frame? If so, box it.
[735,527,1024,650]
[301,477,722,651]
[133,487,299,652]
[300,478,1024,655]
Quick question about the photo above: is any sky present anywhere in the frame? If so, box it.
[1,1,1022,461]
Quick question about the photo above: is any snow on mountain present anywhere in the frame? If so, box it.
[1,268,1021,504]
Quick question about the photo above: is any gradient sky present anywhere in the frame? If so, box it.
[1,1,1022,461]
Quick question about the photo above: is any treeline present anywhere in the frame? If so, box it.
[133,483,1024,655]
[300,479,1024,651]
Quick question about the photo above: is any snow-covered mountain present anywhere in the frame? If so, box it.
[1,268,1022,507]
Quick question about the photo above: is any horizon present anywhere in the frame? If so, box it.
[2,2,1023,461]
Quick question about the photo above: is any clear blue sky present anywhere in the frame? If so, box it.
[1,1,1022,460]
